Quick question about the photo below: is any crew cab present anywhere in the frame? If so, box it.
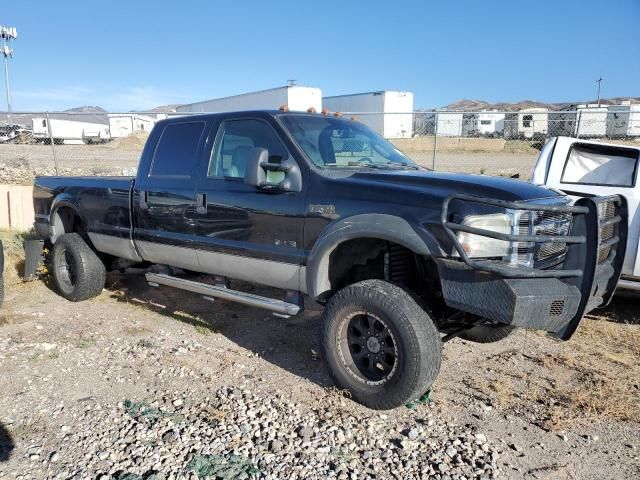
[33,111,626,409]
[532,136,638,293]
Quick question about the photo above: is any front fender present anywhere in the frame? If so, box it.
[305,213,439,299]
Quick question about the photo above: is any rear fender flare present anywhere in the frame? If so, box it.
[306,214,436,299]
[49,195,86,242]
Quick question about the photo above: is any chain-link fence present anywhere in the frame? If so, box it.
[1,108,639,184]
[342,108,640,176]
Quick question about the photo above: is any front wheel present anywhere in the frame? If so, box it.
[321,280,442,410]
[52,233,106,301]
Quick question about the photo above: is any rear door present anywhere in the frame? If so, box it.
[192,114,307,291]
[133,119,208,271]
[533,137,640,277]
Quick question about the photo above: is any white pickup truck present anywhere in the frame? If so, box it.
[532,136,639,293]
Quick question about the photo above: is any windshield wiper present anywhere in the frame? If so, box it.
[345,161,420,170]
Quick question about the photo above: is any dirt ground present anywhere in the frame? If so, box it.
[0,134,638,478]
[0,233,638,479]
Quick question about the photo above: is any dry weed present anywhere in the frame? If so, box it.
[468,318,639,430]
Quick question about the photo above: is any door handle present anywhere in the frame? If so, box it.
[196,192,207,214]
[140,190,149,209]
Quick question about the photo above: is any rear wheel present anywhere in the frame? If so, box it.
[458,324,515,343]
[52,233,106,301]
[321,280,442,410]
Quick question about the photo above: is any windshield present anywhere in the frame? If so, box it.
[279,114,418,170]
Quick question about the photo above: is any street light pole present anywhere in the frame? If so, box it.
[0,26,17,126]
[596,77,603,107]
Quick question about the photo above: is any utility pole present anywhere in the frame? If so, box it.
[0,26,17,126]
[596,77,603,106]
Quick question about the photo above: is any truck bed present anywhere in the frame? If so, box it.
[33,175,135,242]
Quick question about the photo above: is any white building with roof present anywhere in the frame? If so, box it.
[176,86,322,114]
[322,91,414,138]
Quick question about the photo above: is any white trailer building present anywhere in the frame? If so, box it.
[607,101,640,138]
[504,108,548,139]
[435,112,463,137]
[32,114,110,144]
[476,111,505,136]
[108,114,156,138]
[575,104,608,138]
[432,112,478,137]
[322,91,414,138]
[176,86,322,114]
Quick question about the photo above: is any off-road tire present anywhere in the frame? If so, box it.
[52,233,106,302]
[458,324,515,343]
[321,279,442,410]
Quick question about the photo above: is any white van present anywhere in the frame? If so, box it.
[532,136,640,292]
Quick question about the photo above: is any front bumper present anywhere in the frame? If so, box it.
[436,258,581,333]
[438,194,628,340]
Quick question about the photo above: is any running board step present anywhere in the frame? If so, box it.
[618,279,640,292]
[145,273,301,316]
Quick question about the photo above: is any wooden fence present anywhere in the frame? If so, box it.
[0,185,35,230]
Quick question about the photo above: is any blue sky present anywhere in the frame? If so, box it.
[2,0,639,111]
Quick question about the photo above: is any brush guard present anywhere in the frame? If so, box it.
[437,194,627,340]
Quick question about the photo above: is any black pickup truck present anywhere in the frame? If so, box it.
[33,111,627,409]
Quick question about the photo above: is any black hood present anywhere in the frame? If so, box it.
[340,170,562,203]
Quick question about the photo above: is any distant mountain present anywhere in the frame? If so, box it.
[441,97,640,111]
[64,106,108,113]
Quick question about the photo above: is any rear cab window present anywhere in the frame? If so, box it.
[150,121,206,177]
[561,143,639,187]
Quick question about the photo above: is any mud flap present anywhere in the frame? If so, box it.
[23,239,44,282]
[556,195,627,340]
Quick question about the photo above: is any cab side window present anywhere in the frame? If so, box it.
[209,119,289,180]
[150,121,205,177]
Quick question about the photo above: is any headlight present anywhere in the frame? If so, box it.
[455,213,511,258]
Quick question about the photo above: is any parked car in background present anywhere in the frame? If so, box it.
[0,123,30,143]
[532,136,639,292]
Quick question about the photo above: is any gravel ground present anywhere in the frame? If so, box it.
[0,141,637,479]
[0,267,638,479]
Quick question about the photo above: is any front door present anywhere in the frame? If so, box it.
[133,119,208,271]
[193,116,307,291]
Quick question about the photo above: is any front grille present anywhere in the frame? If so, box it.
[598,201,616,221]
[514,210,572,268]
[597,201,618,264]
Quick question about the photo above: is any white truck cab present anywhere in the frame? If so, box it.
[532,136,640,292]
